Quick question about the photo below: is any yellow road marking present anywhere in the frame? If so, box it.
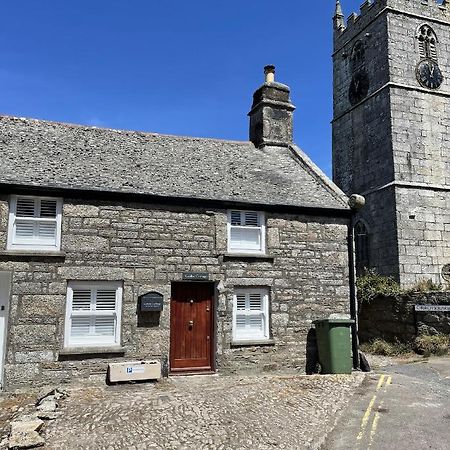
[357,394,377,441]
[376,374,385,391]
[369,410,381,447]
[355,374,393,448]
[385,376,392,389]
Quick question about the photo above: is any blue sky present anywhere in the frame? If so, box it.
[0,0,363,176]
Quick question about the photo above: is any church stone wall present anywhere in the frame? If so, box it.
[395,187,450,286]
[0,195,350,389]
[333,1,450,287]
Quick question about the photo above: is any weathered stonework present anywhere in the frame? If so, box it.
[333,0,450,287]
[0,196,350,389]
[359,291,450,343]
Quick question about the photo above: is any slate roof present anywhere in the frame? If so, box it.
[0,115,349,211]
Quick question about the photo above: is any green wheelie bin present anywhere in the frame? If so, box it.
[313,319,354,374]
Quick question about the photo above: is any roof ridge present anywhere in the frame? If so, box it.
[0,114,252,146]
[289,144,350,209]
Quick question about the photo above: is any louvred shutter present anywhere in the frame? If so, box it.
[229,211,263,252]
[93,290,117,337]
[70,317,91,338]
[94,317,116,337]
[248,293,263,333]
[235,294,247,331]
[13,197,58,247]
[16,198,36,217]
[96,290,116,311]
[234,290,267,340]
[72,290,92,310]
[69,287,118,344]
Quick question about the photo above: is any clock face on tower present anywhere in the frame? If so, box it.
[349,70,370,106]
[416,59,443,89]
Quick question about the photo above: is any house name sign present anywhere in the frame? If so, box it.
[415,305,450,312]
[140,292,164,312]
[182,272,209,281]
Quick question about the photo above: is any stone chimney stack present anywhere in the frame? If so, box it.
[248,65,296,148]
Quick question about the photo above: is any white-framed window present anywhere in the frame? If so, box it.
[7,196,62,251]
[233,288,270,342]
[227,210,266,254]
[64,281,123,348]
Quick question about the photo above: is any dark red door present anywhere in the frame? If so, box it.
[170,282,214,373]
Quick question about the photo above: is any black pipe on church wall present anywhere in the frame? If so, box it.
[348,213,360,370]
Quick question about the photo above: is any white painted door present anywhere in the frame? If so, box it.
[0,272,11,390]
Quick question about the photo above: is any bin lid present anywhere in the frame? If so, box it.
[313,319,355,325]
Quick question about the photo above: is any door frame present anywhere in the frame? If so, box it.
[0,272,12,390]
[169,281,216,374]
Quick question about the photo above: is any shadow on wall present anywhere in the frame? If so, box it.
[137,311,161,328]
[305,328,320,375]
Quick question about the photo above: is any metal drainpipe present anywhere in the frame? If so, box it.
[347,194,365,370]
[348,213,359,369]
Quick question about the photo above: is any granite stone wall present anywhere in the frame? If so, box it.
[359,291,450,344]
[0,195,350,389]
[333,0,450,287]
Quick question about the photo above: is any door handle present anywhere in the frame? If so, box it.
[0,305,4,311]
[188,320,194,327]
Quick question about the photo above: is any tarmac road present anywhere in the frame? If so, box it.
[323,357,450,450]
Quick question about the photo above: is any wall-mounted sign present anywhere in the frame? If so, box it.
[140,292,164,312]
[442,264,450,282]
[182,272,209,281]
[415,305,450,312]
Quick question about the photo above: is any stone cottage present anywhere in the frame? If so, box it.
[0,67,352,390]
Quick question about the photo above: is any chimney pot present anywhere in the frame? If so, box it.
[264,65,276,83]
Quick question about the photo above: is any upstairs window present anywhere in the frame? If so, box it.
[64,281,123,348]
[233,288,270,342]
[417,24,438,62]
[7,196,62,251]
[228,210,265,254]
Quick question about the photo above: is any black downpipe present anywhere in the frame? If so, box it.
[348,214,360,369]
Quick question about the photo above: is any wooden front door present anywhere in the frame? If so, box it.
[170,282,214,373]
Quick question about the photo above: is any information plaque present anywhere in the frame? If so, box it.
[140,292,164,312]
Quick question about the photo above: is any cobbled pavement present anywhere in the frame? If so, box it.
[37,373,365,450]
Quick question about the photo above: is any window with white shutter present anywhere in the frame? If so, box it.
[64,282,123,348]
[233,288,270,342]
[7,196,62,251]
[228,210,265,254]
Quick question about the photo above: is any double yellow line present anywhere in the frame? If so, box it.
[356,374,392,449]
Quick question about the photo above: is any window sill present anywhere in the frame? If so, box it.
[231,339,275,348]
[0,250,66,261]
[221,253,275,262]
[58,346,126,360]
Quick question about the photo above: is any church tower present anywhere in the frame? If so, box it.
[332,0,450,287]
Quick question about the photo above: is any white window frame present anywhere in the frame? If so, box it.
[227,210,266,254]
[232,287,270,342]
[7,195,63,251]
[64,281,123,349]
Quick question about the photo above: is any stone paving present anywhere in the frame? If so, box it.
[33,373,365,450]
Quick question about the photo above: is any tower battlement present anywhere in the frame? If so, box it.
[334,1,450,50]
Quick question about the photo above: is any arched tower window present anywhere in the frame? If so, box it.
[417,24,438,62]
[351,41,365,72]
[354,221,370,276]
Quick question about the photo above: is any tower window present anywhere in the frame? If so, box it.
[417,24,438,62]
[351,41,365,71]
[355,221,370,276]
